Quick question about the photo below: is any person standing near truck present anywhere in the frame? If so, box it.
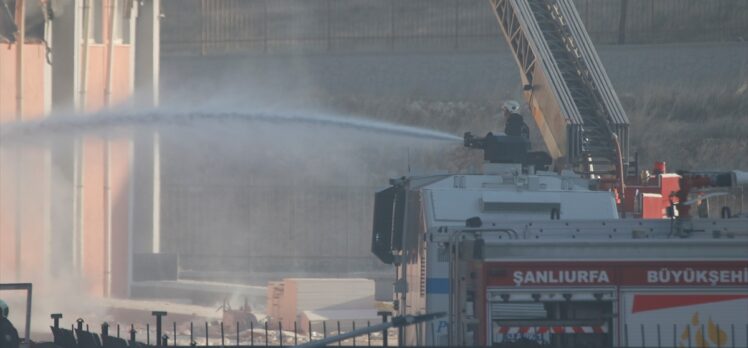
[0,300,19,348]
[502,100,530,140]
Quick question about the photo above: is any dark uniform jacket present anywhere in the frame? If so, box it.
[505,112,530,140]
[0,317,19,348]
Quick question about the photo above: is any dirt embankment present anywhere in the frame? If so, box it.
[622,80,748,171]
[323,77,748,172]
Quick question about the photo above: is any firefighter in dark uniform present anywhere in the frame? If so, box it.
[502,100,530,140]
[0,299,19,348]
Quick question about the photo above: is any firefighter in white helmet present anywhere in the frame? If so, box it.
[502,100,529,140]
[0,299,19,348]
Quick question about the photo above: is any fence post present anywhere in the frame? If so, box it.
[51,313,62,329]
[323,321,327,339]
[130,325,137,344]
[656,324,661,348]
[352,321,356,347]
[293,321,298,346]
[102,322,110,338]
[221,322,225,347]
[687,325,692,348]
[190,322,194,345]
[147,323,151,345]
[174,322,177,346]
[236,322,240,347]
[250,321,254,346]
[623,323,628,347]
[152,311,168,347]
[76,318,84,331]
[640,323,645,348]
[308,321,312,342]
[378,312,390,347]
[205,321,209,346]
[264,321,268,347]
[278,321,283,348]
[336,321,341,346]
[367,321,371,347]
[430,322,435,346]
[617,0,629,44]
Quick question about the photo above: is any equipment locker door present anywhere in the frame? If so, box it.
[488,288,615,348]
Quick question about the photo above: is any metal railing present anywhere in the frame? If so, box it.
[45,311,748,348]
[161,0,748,56]
[47,313,748,347]
[49,313,398,347]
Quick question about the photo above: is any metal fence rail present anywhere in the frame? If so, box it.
[48,314,748,347]
[50,314,398,347]
[161,0,748,56]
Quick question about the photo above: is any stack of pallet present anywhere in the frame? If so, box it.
[265,278,375,330]
[266,281,285,321]
[300,309,380,333]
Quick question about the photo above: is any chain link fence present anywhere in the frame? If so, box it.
[161,0,748,56]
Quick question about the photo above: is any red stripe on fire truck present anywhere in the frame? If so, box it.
[494,325,608,335]
[631,294,748,313]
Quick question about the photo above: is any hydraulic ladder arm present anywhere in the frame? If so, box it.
[489,0,629,177]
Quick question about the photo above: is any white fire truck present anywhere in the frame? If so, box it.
[372,157,748,347]
[370,0,748,347]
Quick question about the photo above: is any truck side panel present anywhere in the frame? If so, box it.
[622,291,748,348]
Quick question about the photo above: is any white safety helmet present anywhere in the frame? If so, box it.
[502,100,521,114]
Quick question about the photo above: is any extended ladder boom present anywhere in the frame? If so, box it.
[490,0,629,176]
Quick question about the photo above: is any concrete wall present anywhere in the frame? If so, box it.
[0,43,50,283]
[0,0,157,299]
[0,44,48,118]
[80,43,134,296]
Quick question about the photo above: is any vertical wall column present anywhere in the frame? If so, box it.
[132,132,159,254]
[49,0,83,278]
[132,0,161,253]
[135,0,160,106]
[132,0,162,291]
[51,0,81,111]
